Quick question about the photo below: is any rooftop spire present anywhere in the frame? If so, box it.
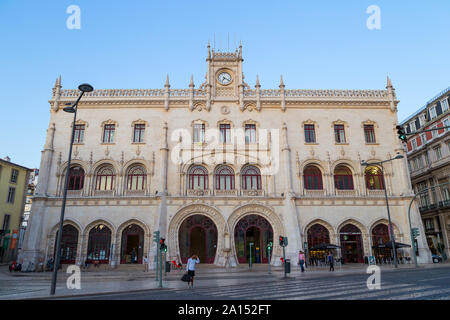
[386,75,393,88]
[165,74,170,87]
[255,75,260,87]
[189,74,194,88]
[279,75,285,88]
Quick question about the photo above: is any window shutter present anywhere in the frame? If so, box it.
[436,101,443,116]
[406,124,411,134]
[415,117,421,130]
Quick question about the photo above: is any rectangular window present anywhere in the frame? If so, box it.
[2,214,10,231]
[444,119,450,132]
[304,124,316,143]
[430,106,437,119]
[434,146,442,160]
[334,125,346,143]
[193,124,205,143]
[411,139,417,150]
[364,125,376,143]
[103,124,115,143]
[424,219,434,232]
[245,124,256,143]
[133,124,145,143]
[7,187,15,203]
[442,99,449,112]
[421,133,427,145]
[74,124,85,143]
[10,169,18,183]
[220,124,231,143]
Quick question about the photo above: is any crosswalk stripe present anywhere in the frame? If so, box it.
[339,285,436,300]
[200,280,357,297]
[386,287,450,300]
[262,283,415,300]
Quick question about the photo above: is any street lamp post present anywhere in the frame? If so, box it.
[50,84,93,295]
[361,153,403,269]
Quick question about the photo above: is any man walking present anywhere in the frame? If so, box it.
[298,250,306,272]
[328,251,335,272]
[186,254,200,288]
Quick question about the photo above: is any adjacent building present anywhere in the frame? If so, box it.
[0,157,31,262]
[20,45,431,269]
[400,87,450,259]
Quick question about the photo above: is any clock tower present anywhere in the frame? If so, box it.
[205,42,246,102]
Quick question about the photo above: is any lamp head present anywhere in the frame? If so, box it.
[63,105,76,113]
[394,154,404,160]
[78,83,94,92]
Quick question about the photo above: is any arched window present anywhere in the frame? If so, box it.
[188,166,208,190]
[87,224,111,263]
[68,166,85,190]
[334,165,354,190]
[241,165,261,190]
[215,165,235,190]
[126,165,146,190]
[365,166,384,190]
[303,165,323,190]
[95,165,115,191]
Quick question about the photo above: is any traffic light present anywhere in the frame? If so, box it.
[153,230,160,243]
[279,236,284,247]
[267,241,273,249]
[411,228,420,239]
[160,238,167,252]
[279,236,288,247]
[396,125,407,143]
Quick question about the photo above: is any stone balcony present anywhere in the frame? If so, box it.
[124,189,146,196]
[187,189,210,196]
[66,190,83,197]
[241,189,264,197]
[335,189,357,197]
[214,189,238,196]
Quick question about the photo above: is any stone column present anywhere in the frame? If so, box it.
[149,122,169,270]
[280,123,302,264]
[19,122,56,268]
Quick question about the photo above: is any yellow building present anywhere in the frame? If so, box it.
[0,157,31,262]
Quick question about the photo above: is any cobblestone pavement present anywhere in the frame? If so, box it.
[1,262,449,300]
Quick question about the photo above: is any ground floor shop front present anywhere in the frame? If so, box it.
[21,199,430,269]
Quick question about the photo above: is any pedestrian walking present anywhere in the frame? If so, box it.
[143,255,149,272]
[327,251,334,272]
[298,250,306,272]
[186,254,200,288]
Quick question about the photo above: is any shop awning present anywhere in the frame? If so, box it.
[372,240,411,249]
[309,243,341,250]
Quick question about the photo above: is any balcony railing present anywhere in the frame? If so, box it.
[187,189,210,196]
[241,189,264,197]
[214,189,238,196]
[335,189,357,197]
[304,189,326,197]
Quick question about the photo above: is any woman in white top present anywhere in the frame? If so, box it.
[186,254,200,288]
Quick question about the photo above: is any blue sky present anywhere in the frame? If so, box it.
[0,0,449,168]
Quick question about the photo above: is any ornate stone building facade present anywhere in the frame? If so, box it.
[400,87,450,259]
[20,45,431,268]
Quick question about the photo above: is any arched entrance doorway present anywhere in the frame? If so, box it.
[120,224,144,264]
[372,224,392,263]
[234,214,273,264]
[340,224,364,263]
[307,224,330,263]
[54,225,78,264]
[87,224,111,264]
[179,215,217,264]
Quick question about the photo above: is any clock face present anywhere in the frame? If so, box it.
[218,72,232,85]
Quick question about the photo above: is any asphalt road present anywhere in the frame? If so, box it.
[60,266,450,300]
